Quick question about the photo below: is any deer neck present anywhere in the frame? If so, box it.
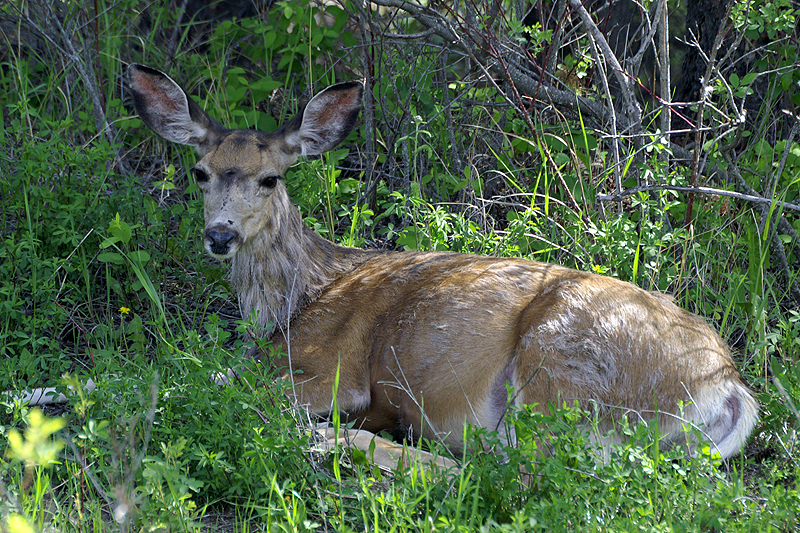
[230,186,372,334]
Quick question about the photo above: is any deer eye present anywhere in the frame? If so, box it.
[191,167,210,184]
[259,176,279,189]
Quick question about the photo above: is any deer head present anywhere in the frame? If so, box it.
[127,64,363,260]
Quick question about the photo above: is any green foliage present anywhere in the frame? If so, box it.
[732,0,797,41]
[1,127,112,383]
[391,190,501,254]
[139,438,205,531]
[0,124,208,387]
[759,310,800,433]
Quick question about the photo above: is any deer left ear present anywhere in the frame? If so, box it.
[127,63,225,154]
[284,81,364,156]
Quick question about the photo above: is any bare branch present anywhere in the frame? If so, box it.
[597,184,800,213]
[568,0,642,134]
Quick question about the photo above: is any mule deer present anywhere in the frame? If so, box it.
[127,64,758,460]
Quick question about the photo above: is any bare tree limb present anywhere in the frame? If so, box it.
[685,0,735,225]
[597,184,800,213]
[568,0,642,135]
[369,0,609,124]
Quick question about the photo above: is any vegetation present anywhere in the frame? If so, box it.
[1,0,798,531]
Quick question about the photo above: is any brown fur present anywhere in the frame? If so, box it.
[128,64,758,459]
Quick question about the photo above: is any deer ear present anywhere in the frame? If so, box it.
[284,81,364,156]
[127,64,224,154]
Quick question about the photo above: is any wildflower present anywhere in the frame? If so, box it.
[119,306,131,315]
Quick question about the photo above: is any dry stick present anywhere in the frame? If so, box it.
[392,73,412,196]
[462,0,478,34]
[568,0,646,213]
[625,0,669,150]
[600,136,800,215]
[624,0,669,219]
[628,0,662,78]
[764,114,800,214]
[352,0,379,210]
[490,51,583,215]
[438,49,464,180]
[504,60,608,122]
[436,5,585,215]
[586,34,623,214]
[373,0,796,281]
[51,8,119,167]
[630,0,671,222]
[715,0,752,76]
[370,0,458,42]
[723,165,800,244]
[372,1,609,219]
[756,117,800,304]
[11,3,129,174]
[542,0,567,83]
[568,0,643,136]
[373,0,647,134]
[167,0,190,59]
[657,0,671,154]
[596,184,800,213]
[63,437,116,508]
[685,1,735,227]
[371,0,608,123]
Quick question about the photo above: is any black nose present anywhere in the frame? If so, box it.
[207,229,235,247]
[205,228,238,256]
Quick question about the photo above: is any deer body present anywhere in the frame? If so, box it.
[128,64,758,459]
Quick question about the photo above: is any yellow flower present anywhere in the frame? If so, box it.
[119,306,131,315]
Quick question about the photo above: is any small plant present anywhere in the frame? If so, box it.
[138,438,205,532]
[1,409,65,533]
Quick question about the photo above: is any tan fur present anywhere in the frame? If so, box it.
[128,64,758,460]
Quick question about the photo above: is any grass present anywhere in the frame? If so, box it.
[1,0,799,531]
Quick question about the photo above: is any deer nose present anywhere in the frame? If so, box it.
[207,229,235,247]
[205,227,240,257]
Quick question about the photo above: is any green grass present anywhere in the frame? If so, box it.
[1,0,799,531]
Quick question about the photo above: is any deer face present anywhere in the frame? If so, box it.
[191,130,294,258]
[127,64,363,259]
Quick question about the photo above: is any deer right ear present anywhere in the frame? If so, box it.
[127,64,224,154]
[284,80,364,156]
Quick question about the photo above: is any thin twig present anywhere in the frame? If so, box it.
[597,184,800,213]
[685,0,734,226]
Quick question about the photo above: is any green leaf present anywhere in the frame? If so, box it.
[107,213,132,244]
[97,252,124,265]
[130,250,151,264]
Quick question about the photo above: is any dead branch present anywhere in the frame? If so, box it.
[597,184,800,213]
